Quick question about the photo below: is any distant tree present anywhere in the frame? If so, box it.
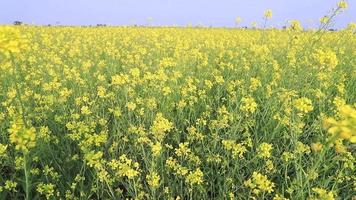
[147,17,153,26]
[13,21,23,25]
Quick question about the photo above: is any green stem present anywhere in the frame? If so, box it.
[23,154,30,200]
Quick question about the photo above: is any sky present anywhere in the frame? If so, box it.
[0,0,355,29]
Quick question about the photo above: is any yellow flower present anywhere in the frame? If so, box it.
[129,67,140,78]
[151,113,173,141]
[323,105,356,143]
[146,171,160,189]
[258,142,273,159]
[175,142,191,157]
[347,22,356,31]
[266,160,274,172]
[0,144,7,157]
[320,16,330,24]
[289,20,303,31]
[229,192,235,200]
[186,168,204,186]
[4,180,17,192]
[264,9,273,19]
[251,21,258,28]
[214,75,225,84]
[162,86,172,96]
[282,152,295,162]
[0,26,28,57]
[108,154,140,179]
[97,86,107,98]
[310,188,335,200]
[235,17,242,25]
[81,106,92,115]
[334,139,347,153]
[295,141,311,154]
[273,194,289,200]
[250,77,261,91]
[126,102,137,111]
[37,183,55,199]
[8,118,36,154]
[85,151,104,169]
[337,1,348,9]
[151,142,162,157]
[222,140,247,158]
[111,74,128,86]
[240,97,257,114]
[165,157,189,176]
[205,80,213,89]
[313,49,338,70]
[311,142,323,152]
[293,97,313,114]
[244,171,275,194]
[307,170,318,181]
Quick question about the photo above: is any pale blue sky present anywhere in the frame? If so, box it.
[0,0,355,28]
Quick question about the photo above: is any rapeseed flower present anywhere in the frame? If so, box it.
[258,142,273,159]
[324,105,356,143]
[37,183,55,199]
[293,97,313,114]
[289,20,303,31]
[240,97,257,114]
[244,171,275,194]
[186,168,204,186]
[146,171,160,189]
[337,1,348,9]
[264,9,273,19]
[8,118,36,154]
[310,188,335,200]
[0,26,28,56]
[151,113,173,141]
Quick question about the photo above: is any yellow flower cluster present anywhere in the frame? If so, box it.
[313,49,338,70]
[166,157,189,176]
[264,9,273,19]
[37,183,55,199]
[8,118,36,154]
[310,188,335,200]
[3,180,17,192]
[337,1,348,9]
[324,105,356,143]
[146,171,160,189]
[293,97,313,114]
[244,171,275,194]
[185,168,204,186]
[108,154,140,179]
[222,140,247,158]
[0,26,28,56]
[258,142,273,159]
[240,97,258,114]
[151,113,174,141]
[289,20,303,31]
[0,144,7,158]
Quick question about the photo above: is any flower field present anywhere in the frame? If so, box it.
[0,24,355,199]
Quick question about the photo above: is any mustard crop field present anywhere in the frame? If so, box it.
[0,23,355,199]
